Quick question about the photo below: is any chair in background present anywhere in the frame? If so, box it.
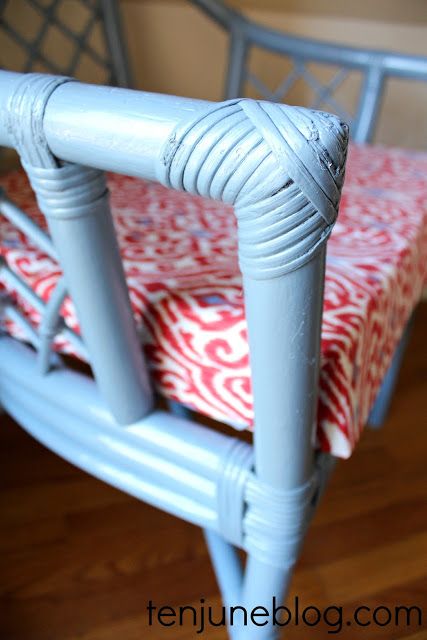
[0,2,426,639]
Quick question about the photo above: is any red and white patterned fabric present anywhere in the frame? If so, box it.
[1,144,426,458]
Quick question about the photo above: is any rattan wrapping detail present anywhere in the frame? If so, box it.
[158,98,348,279]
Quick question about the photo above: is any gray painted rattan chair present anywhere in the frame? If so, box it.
[0,2,426,638]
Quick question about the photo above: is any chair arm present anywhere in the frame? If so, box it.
[0,72,349,491]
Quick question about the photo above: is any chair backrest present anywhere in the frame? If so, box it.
[0,0,132,87]
[193,0,427,144]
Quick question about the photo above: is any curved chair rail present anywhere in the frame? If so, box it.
[193,0,427,143]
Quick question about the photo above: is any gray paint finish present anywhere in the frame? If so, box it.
[1,1,426,636]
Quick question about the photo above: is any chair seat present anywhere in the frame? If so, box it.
[1,144,426,457]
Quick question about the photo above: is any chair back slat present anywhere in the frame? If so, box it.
[0,0,132,87]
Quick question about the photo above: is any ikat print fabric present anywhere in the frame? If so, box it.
[1,144,426,457]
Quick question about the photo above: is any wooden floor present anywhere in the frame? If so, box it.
[1,305,426,640]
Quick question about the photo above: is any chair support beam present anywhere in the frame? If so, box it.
[0,337,254,532]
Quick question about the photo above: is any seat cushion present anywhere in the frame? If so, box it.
[1,144,426,458]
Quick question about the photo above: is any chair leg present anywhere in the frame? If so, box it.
[204,529,243,607]
[238,555,293,640]
[368,315,414,428]
[167,399,192,419]
[204,529,244,640]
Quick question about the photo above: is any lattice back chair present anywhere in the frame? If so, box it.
[194,0,427,145]
[0,4,426,640]
[0,0,131,87]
